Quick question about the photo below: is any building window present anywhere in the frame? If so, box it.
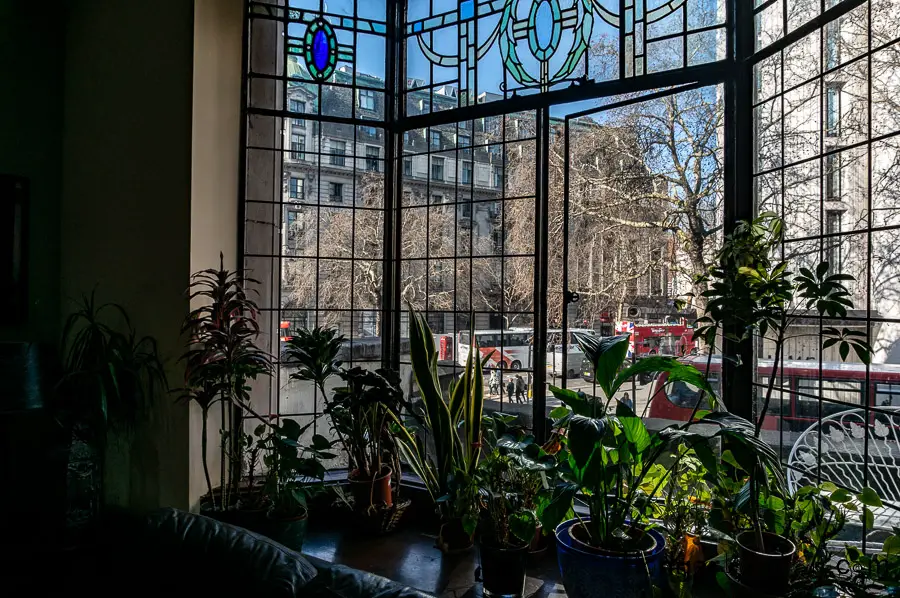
[329,182,344,203]
[366,146,380,171]
[403,131,414,147]
[492,229,504,253]
[431,156,444,181]
[825,153,841,201]
[330,140,346,166]
[493,168,503,189]
[360,125,378,138]
[289,177,303,200]
[825,210,843,270]
[461,198,472,217]
[359,89,376,111]
[289,99,305,113]
[403,156,413,176]
[825,20,840,70]
[290,134,305,160]
[649,248,664,296]
[458,134,470,147]
[430,130,441,148]
[432,194,442,204]
[825,84,841,137]
[462,161,473,185]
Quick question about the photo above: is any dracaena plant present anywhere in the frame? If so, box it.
[177,253,273,511]
[392,308,489,535]
[540,333,782,553]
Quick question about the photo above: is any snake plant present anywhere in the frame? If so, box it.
[392,307,492,532]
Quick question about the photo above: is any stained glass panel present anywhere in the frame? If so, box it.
[404,0,726,113]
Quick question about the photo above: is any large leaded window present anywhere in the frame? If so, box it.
[243,0,899,546]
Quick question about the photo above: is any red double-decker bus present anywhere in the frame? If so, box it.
[648,355,900,431]
[618,321,697,358]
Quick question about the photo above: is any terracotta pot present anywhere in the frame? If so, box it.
[736,531,795,594]
[348,466,393,508]
[527,522,550,565]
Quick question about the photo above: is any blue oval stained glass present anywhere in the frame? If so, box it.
[312,29,329,71]
[303,19,337,82]
[534,0,553,51]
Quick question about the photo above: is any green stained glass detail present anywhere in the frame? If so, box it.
[407,0,713,91]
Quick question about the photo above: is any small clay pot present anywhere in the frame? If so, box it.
[348,466,393,508]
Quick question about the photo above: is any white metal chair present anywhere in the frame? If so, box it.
[787,407,900,536]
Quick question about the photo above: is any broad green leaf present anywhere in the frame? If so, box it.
[860,506,874,529]
[568,415,605,469]
[615,401,650,452]
[539,483,577,531]
[859,486,883,508]
[509,510,537,544]
[614,357,715,405]
[831,488,851,503]
[883,535,900,554]
[312,433,332,450]
[549,405,569,420]
[574,333,629,399]
[549,386,600,418]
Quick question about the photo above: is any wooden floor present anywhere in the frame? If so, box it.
[302,522,566,598]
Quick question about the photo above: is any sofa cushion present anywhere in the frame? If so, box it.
[302,555,434,598]
[136,507,318,596]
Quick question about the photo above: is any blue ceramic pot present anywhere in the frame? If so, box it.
[555,518,665,598]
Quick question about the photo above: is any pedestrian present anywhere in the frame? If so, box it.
[506,378,515,402]
[515,374,526,404]
[488,368,499,396]
[622,391,634,412]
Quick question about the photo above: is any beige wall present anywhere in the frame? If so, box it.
[60,0,246,510]
[190,0,244,508]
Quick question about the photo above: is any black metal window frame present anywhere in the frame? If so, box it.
[239,0,892,497]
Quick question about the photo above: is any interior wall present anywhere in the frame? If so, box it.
[60,0,195,510]
[0,1,63,344]
[190,0,244,508]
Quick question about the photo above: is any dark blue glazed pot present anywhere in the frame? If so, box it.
[555,518,665,598]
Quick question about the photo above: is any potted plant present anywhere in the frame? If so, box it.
[58,292,167,512]
[540,332,777,598]
[695,213,873,594]
[475,439,539,598]
[177,254,273,521]
[481,412,557,561]
[259,417,338,551]
[392,308,489,552]
[844,530,900,596]
[328,366,405,510]
[644,445,714,598]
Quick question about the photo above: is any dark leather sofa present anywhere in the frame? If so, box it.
[5,508,432,598]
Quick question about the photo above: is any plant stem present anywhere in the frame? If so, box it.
[755,328,784,438]
[687,336,717,423]
[202,407,215,510]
